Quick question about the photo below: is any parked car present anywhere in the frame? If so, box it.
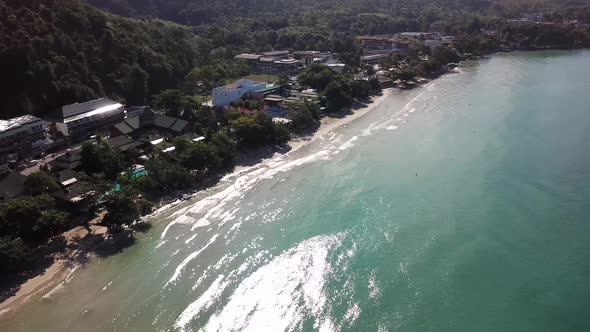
[27,159,39,167]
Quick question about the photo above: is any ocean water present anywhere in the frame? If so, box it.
[2,50,590,332]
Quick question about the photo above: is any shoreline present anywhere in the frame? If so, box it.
[0,217,108,318]
[0,88,394,318]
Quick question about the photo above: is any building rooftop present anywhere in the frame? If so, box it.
[60,98,123,123]
[361,54,390,61]
[275,58,299,64]
[235,53,262,60]
[0,115,42,132]
[259,56,279,63]
[293,51,320,56]
[261,50,289,56]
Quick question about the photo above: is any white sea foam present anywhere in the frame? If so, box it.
[174,274,227,331]
[184,233,198,244]
[338,136,358,151]
[165,234,219,287]
[201,234,342,332]
[368,271,381,299]
[343,302,361,325]
[386,125,399,130]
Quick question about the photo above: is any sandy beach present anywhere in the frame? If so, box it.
[0,216,108,318]
[0,88,393,318]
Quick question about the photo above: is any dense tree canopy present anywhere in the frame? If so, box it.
[0,0,209,118]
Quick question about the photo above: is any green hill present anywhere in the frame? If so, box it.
[0,0,210,118]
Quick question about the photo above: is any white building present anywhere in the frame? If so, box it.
[212,79,268,107]
[0,115,48,159]
[52,98,125,141]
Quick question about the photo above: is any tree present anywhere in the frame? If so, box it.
[350,80,370,99]
[0,195,69,244]
[397,68,417,81]
[324,80,353,113]
[125,64,149,105]
[298,64,338,91]
[101,189,150,234]
[144,158,193,191]
[80,141,124,180]
[181,142,223,171]
[368,77,382,93]
[229,111,289,147]
[286,101,319,133]
[210,130,238,167]
[0,237,33,273]
[153,89,185,117]
[24,172,61,196]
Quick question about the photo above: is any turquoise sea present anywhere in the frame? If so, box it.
[2,50,590,331]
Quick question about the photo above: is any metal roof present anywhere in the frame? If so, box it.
[114,122,134,135]
[0,115,42,132]
[261,50,289,56]
[61,177,78,187]
[169,119,189,133]
[235,53,261,60]
[124,116,141,130]
[61,98,123,123]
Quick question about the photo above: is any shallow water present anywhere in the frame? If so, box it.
[3,50,590,331]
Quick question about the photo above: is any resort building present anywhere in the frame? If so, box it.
[293,51,334,65]
[51,98,125,141]
[260,50,290,59]
[361,54,391,65]
[235,52,302,74]
[399,32,437,39]
[356,36,410,56]
[0,115,48,160]
[212,79,268,107]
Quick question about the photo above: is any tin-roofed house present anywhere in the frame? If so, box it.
[50,98,125,141]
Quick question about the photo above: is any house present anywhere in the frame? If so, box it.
[106,135,144,153]
[376,75,394,88]
[111,108,190,136]
[53,149,82,170]
[53,175,88,204]
[0,115,48,160]
[0,172,27,200]
[212,79,268,107]
[50,98,125,141]
[112,115,142,137]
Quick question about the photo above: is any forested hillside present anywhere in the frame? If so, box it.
[0,0,210,118]
[87,0,590,27]
[2,0,590,118]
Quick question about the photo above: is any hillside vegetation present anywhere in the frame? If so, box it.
[1,0,590,118]
[0,0,210,117]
